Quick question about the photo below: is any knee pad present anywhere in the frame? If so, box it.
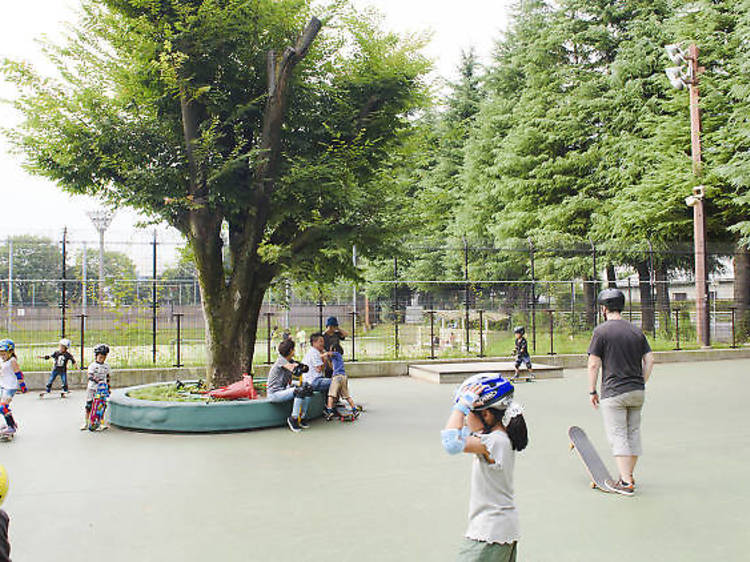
[0,404,9,416]
[441,427,470,455]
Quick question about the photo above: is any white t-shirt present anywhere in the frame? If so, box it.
[87,361,111,392]
[0,359,18,390]
[464,430,519,545]
[302,348,325,384]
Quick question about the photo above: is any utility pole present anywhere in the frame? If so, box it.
[665,43,709,347]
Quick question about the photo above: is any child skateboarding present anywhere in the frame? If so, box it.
[511,326,534,381]
[39,338,76,398]
[82,344,112,431]
[441,374,528,562]
[0,340,28,440]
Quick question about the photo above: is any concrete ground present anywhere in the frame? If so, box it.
[2,360,749,561]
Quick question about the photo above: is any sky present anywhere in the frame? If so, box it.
[0,0,512,271]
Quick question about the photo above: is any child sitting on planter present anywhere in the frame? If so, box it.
[81,344,112,431]
[323,345,359,420]
[267,339,314,433]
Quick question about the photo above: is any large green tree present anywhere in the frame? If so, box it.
[3,0,429,384]
[0,236,60,305]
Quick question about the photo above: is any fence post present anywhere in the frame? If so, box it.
[6,237,11,332]
[152,230,158,364]
[548,309,555,355]
[647,239,656,339]
[627,277,633,321]
[673,309,681,350]
[350,311,357,362]
[173,312,184,367]
[731,308,737,349]
[317,291,324,333]
[78,313,86,368]
[590,238,598,325]
[428,309,436,360]
[530,240,536,353]
[478,309,485,358]
[393,257,399,359]
[463,237,470,353]
[61,227,67,338]
[265,312,273,364]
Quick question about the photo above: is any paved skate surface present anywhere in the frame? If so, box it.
[2,360,748,561]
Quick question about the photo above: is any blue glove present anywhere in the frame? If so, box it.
[453,390,479,416]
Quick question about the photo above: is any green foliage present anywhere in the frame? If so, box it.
[0,236,60,305]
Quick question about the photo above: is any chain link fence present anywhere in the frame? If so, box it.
[1,234,748,370]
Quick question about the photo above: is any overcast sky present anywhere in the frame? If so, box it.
[0,0,511,271]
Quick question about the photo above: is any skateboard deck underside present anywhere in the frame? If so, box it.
[569,426,614,492]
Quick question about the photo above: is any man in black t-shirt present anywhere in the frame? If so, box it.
[587,289,654,496]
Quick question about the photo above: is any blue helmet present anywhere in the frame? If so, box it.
[456,373,514,411]
[0,340,14,353]
[325,316,339,328]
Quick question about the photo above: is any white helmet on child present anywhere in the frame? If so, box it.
[59,338,72,349]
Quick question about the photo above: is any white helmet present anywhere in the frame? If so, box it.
[59,338,72,348]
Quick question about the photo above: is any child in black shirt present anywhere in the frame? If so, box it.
[512,326,534,381]
[39,338,76,397]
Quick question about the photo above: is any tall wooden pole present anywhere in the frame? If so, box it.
[688,44,710,347]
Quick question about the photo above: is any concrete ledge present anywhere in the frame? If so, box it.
[408,362,563,384]
[109,381,325,433]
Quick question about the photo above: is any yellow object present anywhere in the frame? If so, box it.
[0,465,8,506]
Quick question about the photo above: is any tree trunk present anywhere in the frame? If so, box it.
[636,261,654,334]
[734,243,750,339]
[583,275,596,327]
[606,264,617,288]
[655,263,671,335]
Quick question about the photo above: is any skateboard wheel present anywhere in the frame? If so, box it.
[569,443,575,450]
[590,482,596,489]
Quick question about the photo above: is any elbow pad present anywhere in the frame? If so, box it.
[441,427,470,455]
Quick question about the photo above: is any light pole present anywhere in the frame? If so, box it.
[665,43,710,347]
[87,210,114,306]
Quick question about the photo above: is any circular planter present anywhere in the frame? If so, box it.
[109,381,325,433]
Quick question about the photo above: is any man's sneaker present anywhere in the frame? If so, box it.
[299,418,310,429]
[323,408,335,421]
[287,416,302,433]
[606,479,635,496]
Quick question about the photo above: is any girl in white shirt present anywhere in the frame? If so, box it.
[442,374,528,562]
[0,339,28,436]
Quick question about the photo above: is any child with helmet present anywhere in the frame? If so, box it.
[39,338,76,398]
[441,374,529,562]
[81,344,111,430]
[0,464,11,561]
[0,339,28,438]
[512,327,534,381]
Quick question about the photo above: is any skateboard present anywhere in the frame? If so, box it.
[333,403,364,422]
[511,373,535,383]
[0,432,14,442]
[88,383,110,431]
[568,426,614,493]
[39,391,69,399]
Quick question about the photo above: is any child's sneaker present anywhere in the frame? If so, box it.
[299,418,310,429]
[323,408,335,421]
[287,416,302,433]
[606,479,635,496]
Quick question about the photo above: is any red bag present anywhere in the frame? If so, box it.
[208,374,259,400]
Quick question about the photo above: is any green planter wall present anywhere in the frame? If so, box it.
[109,382,325,433]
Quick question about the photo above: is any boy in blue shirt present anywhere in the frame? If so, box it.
[323,345,359,420]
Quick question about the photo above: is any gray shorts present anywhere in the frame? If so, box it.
[600,390,645,456]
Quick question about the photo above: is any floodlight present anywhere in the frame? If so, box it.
[665,67,687,90]
[665,44,686,64]
[685,195,698,207]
